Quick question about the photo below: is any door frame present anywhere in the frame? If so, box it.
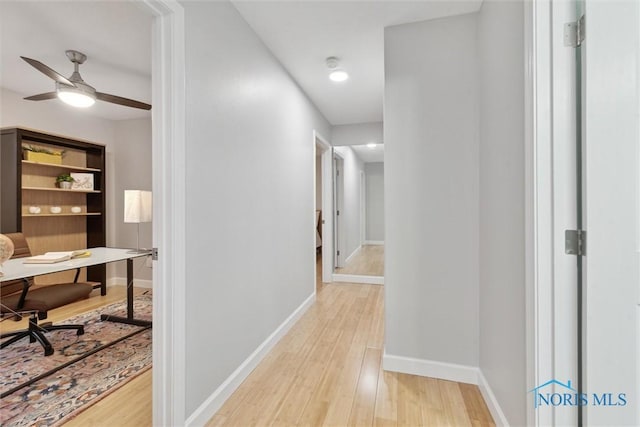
[313,130,333,285]
[360,170,366,246]
[525,1,555,425]
[141,0,186,425]
[333,151,345,269]
[525,0,587,425]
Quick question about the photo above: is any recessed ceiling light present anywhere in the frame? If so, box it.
[367,143,377,149]
[326,57,348,83]
[329,70,349,82]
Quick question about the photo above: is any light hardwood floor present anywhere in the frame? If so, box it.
[206,283,494,426]
[2,283,494,426]
[335,245,384,277]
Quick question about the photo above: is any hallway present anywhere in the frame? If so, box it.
[206,283,494,426]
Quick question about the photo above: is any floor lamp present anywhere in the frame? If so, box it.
[124,190,152,253]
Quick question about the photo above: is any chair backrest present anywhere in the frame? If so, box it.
[6,233,31,259]
[1,233,33,298]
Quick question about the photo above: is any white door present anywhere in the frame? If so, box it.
[584,0,640,425]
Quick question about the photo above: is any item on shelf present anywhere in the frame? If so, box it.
[0,234,15,276]
[56,173,75,189]
[49,206,62,214]
[28,206,42,214]
[22,145,64,165]
[71,206,82,214]
[70,173,94,191]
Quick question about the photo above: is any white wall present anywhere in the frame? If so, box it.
[365,162,384,242]
[334,145,364,261]
[332,122,383,146]
[112,118,153,281]
[384,14,479,366]
[477,1,526,425]
[182,1,331,416]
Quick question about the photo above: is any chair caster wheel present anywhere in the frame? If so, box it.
[44,347,54,356]
[77,327,85,336]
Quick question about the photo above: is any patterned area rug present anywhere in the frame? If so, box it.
[0,294,152,426]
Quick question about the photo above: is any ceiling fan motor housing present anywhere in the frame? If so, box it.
[65,50,87,64]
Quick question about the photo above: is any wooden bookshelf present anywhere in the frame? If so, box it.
[1,128,107,293]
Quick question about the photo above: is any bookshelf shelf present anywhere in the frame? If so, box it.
[22,160,101,172]
[22,186,102,194]
[22,213,102,218]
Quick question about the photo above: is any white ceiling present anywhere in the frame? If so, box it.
[0,1,481,125]
[0,1,152,121]
[352,143,384,163]
[232,0,482,125]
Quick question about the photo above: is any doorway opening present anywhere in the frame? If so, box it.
[331,144,384,285]
[313,131,332,291]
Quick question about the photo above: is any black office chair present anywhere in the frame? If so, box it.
[0,233,93,356]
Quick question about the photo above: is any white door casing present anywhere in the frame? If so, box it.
[142,0,186,425]
[333,153,345,269]
[314,130,333,284]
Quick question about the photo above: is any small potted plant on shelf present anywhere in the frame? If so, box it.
[56,173,75,189]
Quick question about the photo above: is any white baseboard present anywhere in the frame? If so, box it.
[332,273,384,285]
[184,292,316,426]
[382,351,479,384]
[477,371,510,426]
[382,351,509,426]
[344,245,362,264]
[364,240,384,245]
[107,277,153,289]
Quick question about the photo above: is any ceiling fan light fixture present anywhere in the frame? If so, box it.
[326,57,349,83]
[57,85,96,108]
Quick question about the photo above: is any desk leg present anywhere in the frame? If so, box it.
[101,258,152,328]
[127,258,134,318]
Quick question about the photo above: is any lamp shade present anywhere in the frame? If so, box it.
[124,190,152,223]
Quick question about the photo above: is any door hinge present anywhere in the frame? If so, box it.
[564,15,585,47]
[337,250,340,256]
[565,230,586,256]
[336,210,340,216]
[151,247,159,261]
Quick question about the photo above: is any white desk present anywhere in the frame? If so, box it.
[1,247,151,327]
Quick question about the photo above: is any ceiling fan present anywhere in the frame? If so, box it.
[21,50,151,110]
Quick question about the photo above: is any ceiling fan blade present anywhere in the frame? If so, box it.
[24,92,58,101]
[96,92,151,110]
[20,56,74,86]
